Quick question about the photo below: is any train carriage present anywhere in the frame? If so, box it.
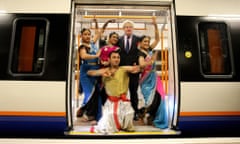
[0,0,239,137]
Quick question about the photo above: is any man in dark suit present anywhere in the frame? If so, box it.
[118,20,140,120]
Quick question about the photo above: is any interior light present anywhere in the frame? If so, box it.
[0,10,7,14]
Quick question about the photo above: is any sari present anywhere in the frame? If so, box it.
[78,42,102,121]
[139,50,168,129]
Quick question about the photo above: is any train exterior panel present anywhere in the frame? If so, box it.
[0,13,71,135]
[175,0,240,135]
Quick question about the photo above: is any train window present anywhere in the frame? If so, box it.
[8,18,49,76]
[198,22,234,77]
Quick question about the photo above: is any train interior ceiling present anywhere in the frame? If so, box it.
[71,4,177,135]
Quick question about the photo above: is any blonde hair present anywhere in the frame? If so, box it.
[122,20,135,28]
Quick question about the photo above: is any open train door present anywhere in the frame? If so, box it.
[67,0,180,136]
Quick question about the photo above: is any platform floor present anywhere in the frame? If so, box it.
[1,138,240,144]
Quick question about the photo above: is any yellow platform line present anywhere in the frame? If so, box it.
[68,130,180,135]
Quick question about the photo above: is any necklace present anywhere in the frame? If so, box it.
[109,67,118,76]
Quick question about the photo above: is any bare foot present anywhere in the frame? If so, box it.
[78,116,88,122]
[90,120,97,125]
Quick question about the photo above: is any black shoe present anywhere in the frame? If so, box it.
[134,113,139,121]
[138,107,147,119]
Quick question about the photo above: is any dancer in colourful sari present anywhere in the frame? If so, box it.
[77,18,114,122]
[87,50,140,134]
[138,17,168,129]
[99,31,120,67]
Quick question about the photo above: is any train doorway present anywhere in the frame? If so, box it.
[69,0,179,136]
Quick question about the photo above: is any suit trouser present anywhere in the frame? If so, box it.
[129,73,139,113]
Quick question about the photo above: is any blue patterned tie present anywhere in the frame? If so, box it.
[126,36,130,53]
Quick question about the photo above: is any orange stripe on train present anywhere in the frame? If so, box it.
[180,111,240,116]
[0,111,66,117]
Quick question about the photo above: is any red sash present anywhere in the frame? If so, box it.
[108,94,129,130]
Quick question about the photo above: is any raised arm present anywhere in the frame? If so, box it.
[150,16,160,49]
[92,17,100,44]
[100,19,115,34]
[92,19,116,43]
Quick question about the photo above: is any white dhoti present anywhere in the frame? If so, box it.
[93,95,135,134]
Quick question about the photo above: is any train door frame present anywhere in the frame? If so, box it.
[67,0,180,136]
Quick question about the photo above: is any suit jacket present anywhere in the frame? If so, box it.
[118,34,140,66]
